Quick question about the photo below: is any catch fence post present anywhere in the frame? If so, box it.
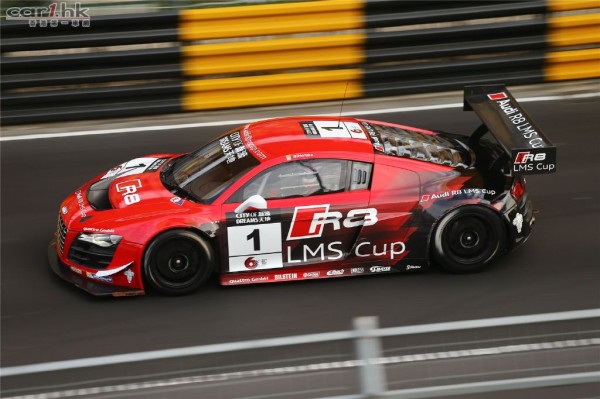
[353,316,387,397]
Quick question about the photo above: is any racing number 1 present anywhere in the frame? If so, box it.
[227,222,283,272]
[247,229,260,251]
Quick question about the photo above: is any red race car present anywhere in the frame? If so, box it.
[49,85,556,296]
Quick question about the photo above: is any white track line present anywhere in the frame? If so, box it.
[1,92,598,142]
[4,338,599,399]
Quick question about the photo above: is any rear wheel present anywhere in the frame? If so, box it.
[143,229,214,295]
[432,206,506,273]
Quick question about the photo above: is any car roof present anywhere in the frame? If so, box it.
[241,116,375,162]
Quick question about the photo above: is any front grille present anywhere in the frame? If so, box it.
[57,215,67,255]
[68,238,117,269]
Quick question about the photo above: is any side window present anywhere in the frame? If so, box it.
[228,159,349,202]
[350,161,372,191]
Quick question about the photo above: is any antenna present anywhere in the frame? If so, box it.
[337,82,349,128]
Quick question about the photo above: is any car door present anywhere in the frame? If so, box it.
[220,158,373,274]
[354,155,422,269]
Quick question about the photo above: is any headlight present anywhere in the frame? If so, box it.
[77,233,122,248]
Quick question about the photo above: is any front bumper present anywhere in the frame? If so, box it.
[48,239,144,297]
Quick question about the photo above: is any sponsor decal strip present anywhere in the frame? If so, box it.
[242,125,267,160]
[221,263,402,285]
[74,190,87,217]
[83,227,115,233]
[219,131,248,164]
[4,339,598,399]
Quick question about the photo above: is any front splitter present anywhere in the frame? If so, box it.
[47,240,144,297]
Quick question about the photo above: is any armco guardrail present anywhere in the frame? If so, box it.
[1,309,599,398]
[1,0,599,125]
[1,12,182,125]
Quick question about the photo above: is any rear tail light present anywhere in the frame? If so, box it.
[511,176,526,202]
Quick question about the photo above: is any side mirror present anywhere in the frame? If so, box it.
[235,194,267,213]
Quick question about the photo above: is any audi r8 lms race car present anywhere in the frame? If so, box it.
[49,85,556,296]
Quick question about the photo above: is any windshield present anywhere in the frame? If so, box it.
[161,131,259,203]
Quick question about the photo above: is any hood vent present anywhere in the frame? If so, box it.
[87,179,112,210]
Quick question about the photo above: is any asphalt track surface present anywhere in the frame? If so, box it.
[1,92,599,397]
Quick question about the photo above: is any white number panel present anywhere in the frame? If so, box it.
[301,121,368,139]
[227,223,283,272]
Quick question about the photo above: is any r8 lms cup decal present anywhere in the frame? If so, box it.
[512,151,556,173]
[420,189,497,202]
[514,152,546,164]
[286,240,405,263]
[115,179,142,206]
[287,205,378,240]
[484,90,552,151]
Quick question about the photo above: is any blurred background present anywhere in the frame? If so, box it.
[1,1,599,398]
[2,0,598,126]
[1,0,306,14]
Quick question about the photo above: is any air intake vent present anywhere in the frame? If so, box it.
[68,239,117,269]
[57,215,67,255]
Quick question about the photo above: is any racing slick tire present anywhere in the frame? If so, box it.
[143,229,214,295]
[432,206,506,273]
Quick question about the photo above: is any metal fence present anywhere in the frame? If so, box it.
[2,309,599,398]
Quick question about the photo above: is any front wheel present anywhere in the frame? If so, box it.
[432,206,506,273]
[143,229,214,295]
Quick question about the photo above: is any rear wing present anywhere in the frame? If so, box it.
[464,85,556,175]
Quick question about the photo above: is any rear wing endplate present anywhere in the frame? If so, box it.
[464,85,556,175]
